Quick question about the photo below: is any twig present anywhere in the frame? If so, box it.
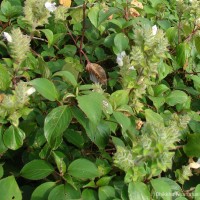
[79,1,87,64]
[66,25,90,64]
[184,27,200,42]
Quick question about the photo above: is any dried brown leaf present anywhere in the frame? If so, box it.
[86,63,107,85]
[131,0,143,9]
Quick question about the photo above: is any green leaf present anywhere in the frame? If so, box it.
[0,65,11,91]
[0,127,7,154]
[31,182,56,200]
[176,43,189,68]
[145,109,164,124]
[41,29,54,47]
[195,36,200,55]
[109,90,129,109]
[151,178,171,200]
[63,129,84,148]
[148,96,165,110]
[0,176,22,200]
[98,7,119,26]
[189,75,200,91]
[165,90,188,106]
[96,176,114,187]
[52,151,67,175]
[113,111,131,131]
[98,186,116,200]
[44,105,72,149]
[77,92,104,124]
[88,6,99,28]
[128,182,150,200]
[86,121,110,149]
[166,27,178,45]
[82,189,98,200]
[194,184,200,200]
[153,84,169,96]
[68,158,100,180]
[114,33,129,53]
[30,78,59,101]
[53,71,77,87]
[20,159,54,180]
[3,125,25,150]
[183,134,200,157]
[48,184,81,200]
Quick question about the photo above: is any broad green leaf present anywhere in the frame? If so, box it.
[48,184,81,200]
[145,109,164,124]
[96,176,114,187]
[175,198,187,200]
[113,111,131,131]
[86,121,110,149]
[44,105,72,149]
[98,7,119,26]
[41,29,54,47]
[31,182,56,200]
[153,84,169,96]
[195,36,200,55]
[166,27,178,44]
[109,90,129,109]
[165,90,188,106]
[194,184,200,200]
[52,151,67,175]
[82,189,98,200]
[114,33,129,53]
[148,96,165,110]
[68,158,100,179]
[157,20,171,30]
[189,75,200,91]
[3,125,25,150]
[160,178,183,197]
[53,71,77,87]
[63,129,84,148]
[176,43,189,68]
[30,78,59,101]
[0,65,11,91]
[0,176,22,200]
[88,6,99,28]
[128,182,150,200]
[112,136,125,147]
[0,127,7,154]
[151,178,171,200]
[183,134,200,157]
[98,186,116,200]
[77,92,104,124]
[20,159,54,180]
[149,0,162,7]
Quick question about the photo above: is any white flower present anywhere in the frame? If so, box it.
[26,87,36,96]
[45,2,57,12]
[189,162,200,169]
[116,51,126,66]
[3,32,12,42]
[129,66,135,70]
[152,25,158,36]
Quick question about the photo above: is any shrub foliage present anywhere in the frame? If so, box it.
[0,0,200,199]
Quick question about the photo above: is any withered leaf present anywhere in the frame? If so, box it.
[86,63,107,85]
[59,0,71,7]
[131,0,143,9]
[0,94,4,103]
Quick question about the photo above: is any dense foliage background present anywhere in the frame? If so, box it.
[1,0,200,199]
